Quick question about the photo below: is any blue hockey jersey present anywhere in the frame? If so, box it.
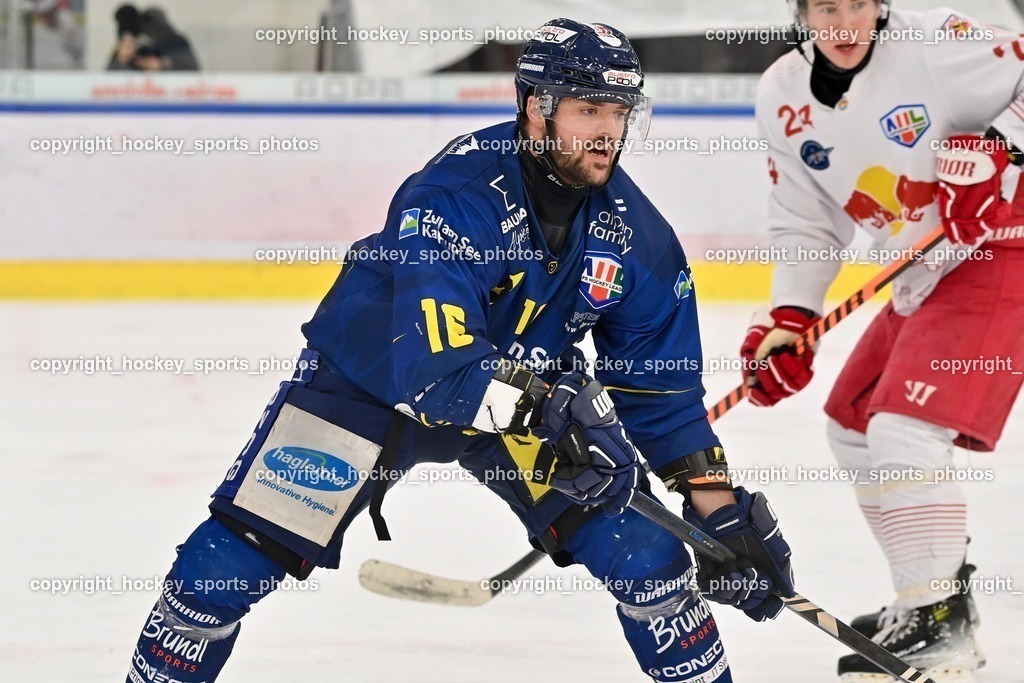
[302,121,720,471]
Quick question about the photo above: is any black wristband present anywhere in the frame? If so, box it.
[653,446,732,497]
[985,126,1024,166]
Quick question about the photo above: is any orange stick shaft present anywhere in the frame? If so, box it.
[706,226,946,425]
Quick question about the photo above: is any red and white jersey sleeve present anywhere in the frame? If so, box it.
[923,13,1024,141]
[756,8,1024,315]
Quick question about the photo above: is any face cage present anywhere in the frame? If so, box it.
[533,84,653,142]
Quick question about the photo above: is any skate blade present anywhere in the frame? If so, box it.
[973,636,986,669]
[839,667,975,683]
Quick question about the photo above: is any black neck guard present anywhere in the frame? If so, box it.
[809,41,876,108]
[518,132,588,255]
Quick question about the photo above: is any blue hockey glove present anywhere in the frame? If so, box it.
[543,344,588,382]
[533,374,641,516]
[683,487,796,622]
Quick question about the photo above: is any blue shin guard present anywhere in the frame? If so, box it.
[126,517,286,683]
[567,507,732,683]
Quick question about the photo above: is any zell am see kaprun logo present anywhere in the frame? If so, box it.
[675,268,693,301]
[399,209,420,239]
[262,447,359,491]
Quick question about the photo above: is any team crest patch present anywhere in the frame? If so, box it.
[801,140,833,170]
[398,209,419,239]
[674,268,693,301]
[588,23,622,47]
[880,105,931,148]
[580,251,623,309]
[940,14,974,39]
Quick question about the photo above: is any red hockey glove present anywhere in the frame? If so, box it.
[936,134,1012,245]
[740,307,819,407]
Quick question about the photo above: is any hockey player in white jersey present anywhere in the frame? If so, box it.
[740,1,1024,681]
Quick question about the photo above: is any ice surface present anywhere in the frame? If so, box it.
[2,301,1021,682]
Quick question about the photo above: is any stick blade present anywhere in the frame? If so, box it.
[358,559,493,607]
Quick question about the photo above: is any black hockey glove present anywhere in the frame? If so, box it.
[532,373,642,516]
[683,487,796,622]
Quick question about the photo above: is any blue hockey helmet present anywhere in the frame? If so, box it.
[515,19,652,141]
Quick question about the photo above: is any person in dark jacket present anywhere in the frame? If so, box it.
[108,4,199,71]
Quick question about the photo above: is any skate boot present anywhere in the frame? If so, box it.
[848,562,984,667]
[837,591,981,682]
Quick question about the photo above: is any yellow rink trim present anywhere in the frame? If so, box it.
[0,260,885,301]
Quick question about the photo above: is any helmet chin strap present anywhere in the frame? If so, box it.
[797,38,877,80]
[539,119,585,189]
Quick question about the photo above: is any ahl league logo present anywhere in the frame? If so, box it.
[580,251,623,309]
[880,105,931,148]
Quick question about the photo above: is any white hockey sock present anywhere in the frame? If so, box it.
[826,418,885,547]
[865,412,967,610]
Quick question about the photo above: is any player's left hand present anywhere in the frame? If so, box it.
[740,307,819,407]
[683,487,796,622]
[534,374,642,516]
[936,134,1012,245]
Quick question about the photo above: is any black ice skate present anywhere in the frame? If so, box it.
[848,562,984,670]
[837,591,981,683]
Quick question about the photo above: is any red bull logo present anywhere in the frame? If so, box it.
[940,14,974,39]
[587,23,623,47]
[880,105,931,148]
[844,166,937,234]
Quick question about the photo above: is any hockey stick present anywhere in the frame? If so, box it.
[629,492,937,683]
[358,228,947,606]
[708,226,946,420]
[359,547,546,607]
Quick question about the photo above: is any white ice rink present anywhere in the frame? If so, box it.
[3,301,1022,682]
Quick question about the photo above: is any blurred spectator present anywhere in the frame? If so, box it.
[108,4,199,71]
[29,0,83,67]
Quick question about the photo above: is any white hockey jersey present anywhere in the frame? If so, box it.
[758,8,1024,314]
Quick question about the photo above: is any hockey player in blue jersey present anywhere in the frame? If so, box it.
[126,19,796,683]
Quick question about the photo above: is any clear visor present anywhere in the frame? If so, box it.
[534,85,652,142]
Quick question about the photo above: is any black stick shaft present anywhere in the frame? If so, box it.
[628,493,936,683]
[488,549,546,596]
